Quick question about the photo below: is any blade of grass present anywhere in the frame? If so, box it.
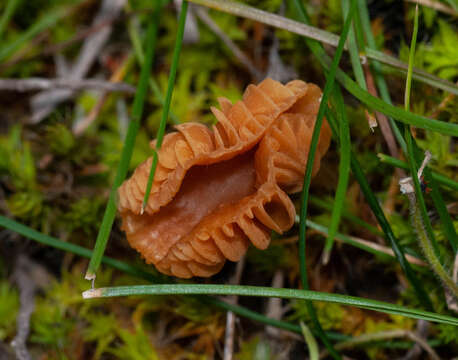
[297,1,357,358]
[127,12,180,125]
[341,0,367,92]
[301,322,319,360]
[0,0,21,40]
[186,0,458,96]
[309,195,383,237]
[83,284,458,326]
[377,154,458,192]
[141,0,188,213]
[322,86,351,264]
[85,8,160,281]
[0,6,69,62]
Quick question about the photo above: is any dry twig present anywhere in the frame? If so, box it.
[29,0,127,124]
[194,6,263,80]
[10,256,36,360]
[0,78,134,93]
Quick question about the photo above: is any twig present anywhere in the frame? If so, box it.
[176,0,200,44]
[0,78,134,93]
[265,269,286,337]
[10,256,36,360]
[193,6,263,81]
[29,0,127,124]
[363,63,403,173]
[265,5,297,84]
[400,320,429,360]
[223,257,245,360]
[73,54,131,136]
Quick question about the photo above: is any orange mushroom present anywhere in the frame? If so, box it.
[118,78,331,278]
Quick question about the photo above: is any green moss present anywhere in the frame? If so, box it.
[0,281,19,341]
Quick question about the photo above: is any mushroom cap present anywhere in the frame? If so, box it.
[118,78,331,278]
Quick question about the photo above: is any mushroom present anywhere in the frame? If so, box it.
[118,78,331,278]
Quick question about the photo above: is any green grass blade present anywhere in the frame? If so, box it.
[127,13,180,125]
[0,0,21,40]
[83,284,458,326]
[296,1,357,358]
[85,9,160,280]
[342,0,366,91]
[141,0,188,212]
[310,195,383,236]
[424,169,458,253]
[301,322,319,360]
[322,87,351,264]
[377,154,458,192]
[0,6,68,62]
[404,4,418,112]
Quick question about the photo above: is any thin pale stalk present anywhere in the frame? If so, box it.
[0,0,21,40]
[85,9,160,280]
[141,0,188,212]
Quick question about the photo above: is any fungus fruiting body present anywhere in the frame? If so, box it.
[118,78,331,278]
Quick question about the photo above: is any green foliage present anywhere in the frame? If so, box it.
[246,244,289,274]
[289,301,344,331]
[82,313,118,360]
[0,125,37,191]
[31,297,74,348]
[148,70,211,127]
[320,0,343,33]
[7,191,43,219]
[235,336,273,360]
[108,327,160,360]
[63,197,104,235]
[401,20,458,81]
[45,123,76,156]
[0,281,19,341]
